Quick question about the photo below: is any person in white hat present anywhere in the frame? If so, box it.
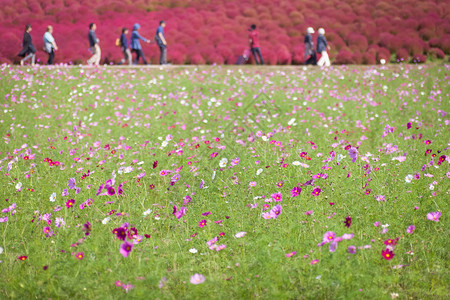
[316,28,331,67]
[304,27,316,65]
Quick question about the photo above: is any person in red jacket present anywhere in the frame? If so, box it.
[249,24,264,65]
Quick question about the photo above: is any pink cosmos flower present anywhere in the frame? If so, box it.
[348,147,358,163]
[286,251,296,257]
[190,273,205,285]
[173,206,187,219]
[348,246,356,254]
[271,192,282,202]
[323,231,336,243]
[329,241,338,252]
[406,225,415,234]
[269,205,282,219]
[198,219,207,228]
[310,259,319,265]
[426,211,441,222]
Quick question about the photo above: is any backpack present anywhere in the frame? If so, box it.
[115,38,121,47]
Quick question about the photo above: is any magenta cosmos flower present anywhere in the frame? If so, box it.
[198,219,207,228]
[291,186,302,197]
[312,187,321,196]
[190,273,205,285]
[120,241,133,258]
[426,211,441,222]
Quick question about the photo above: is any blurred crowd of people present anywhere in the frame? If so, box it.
[18,22,331,67]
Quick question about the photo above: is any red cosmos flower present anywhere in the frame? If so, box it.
[345,145,351,150]
[65,199,75,208]
[425,140,431,145]
[384,238,398,246]
[75,252,84,260]
[144,234,151,238]
[305,156,312,160]
[344,216,352,228]
[24,156,29,160]
[153,161,158,169]
[149,184,155,190]
[18,256,28,261]
[300,152,307,157]
[219,232,225,237]
[437,155,446,165]
[381,249,395,260]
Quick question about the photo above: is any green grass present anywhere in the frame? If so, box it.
[0,64,448,299]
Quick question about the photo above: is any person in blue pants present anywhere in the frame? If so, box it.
[130,24,150,65]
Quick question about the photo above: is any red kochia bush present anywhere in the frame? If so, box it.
[190,54,205,65]
[396,48,409,63]
[428,48,445,60]
[410,54,427,63]
[362,53,376,65]
[334,50,354,64]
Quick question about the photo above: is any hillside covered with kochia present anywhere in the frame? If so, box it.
[0,0,448,64]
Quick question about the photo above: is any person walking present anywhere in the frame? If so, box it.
[43,25,58,65]
[249,24,264,65]
[155,21,167,65]
[18,24,36,66]
[119,27,132,65]
[304,27,316,65]
[87,23,101,66]
[316,28,331,67]
[131,24,150,65]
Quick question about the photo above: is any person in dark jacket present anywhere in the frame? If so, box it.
[304,27,316,65]
[131,24,150,65]
[43,25,58,65]
[87,23,101,66]
[249,24,264,65]
[155,21,168,65]
[119,28,131,65]
[316,28,331,67]
[18,24,36,66]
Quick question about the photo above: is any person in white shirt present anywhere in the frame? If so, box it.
[43,25,58,65]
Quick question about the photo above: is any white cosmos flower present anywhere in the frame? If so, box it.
[337,154,346,162]
[49,192,56,202]
[429,185,434,191]
[0,246,3,254]
[161,141,168,147]
[15,182,22,190]
[219,158,228,168]
[137,161,144,165]
[405,174,413,183]
[189,248,198,254]
[143,209,152,216]
[154,216,161,220]
[292,161,301,166]
[234,232,247,238]
[256,168,263,175]
[261,136,268,141]
[102,217,111,224]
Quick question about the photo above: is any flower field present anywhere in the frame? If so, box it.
[0,63,448,298]
[0,0,449,65]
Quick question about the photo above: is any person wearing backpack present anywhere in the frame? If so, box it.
[18,24,36,66]
[155,21,167,65]
[43,25,58,65]
[131,23,150,65]
[118,28,131,65]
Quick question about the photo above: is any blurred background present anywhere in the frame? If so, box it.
[0,0,448,65]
